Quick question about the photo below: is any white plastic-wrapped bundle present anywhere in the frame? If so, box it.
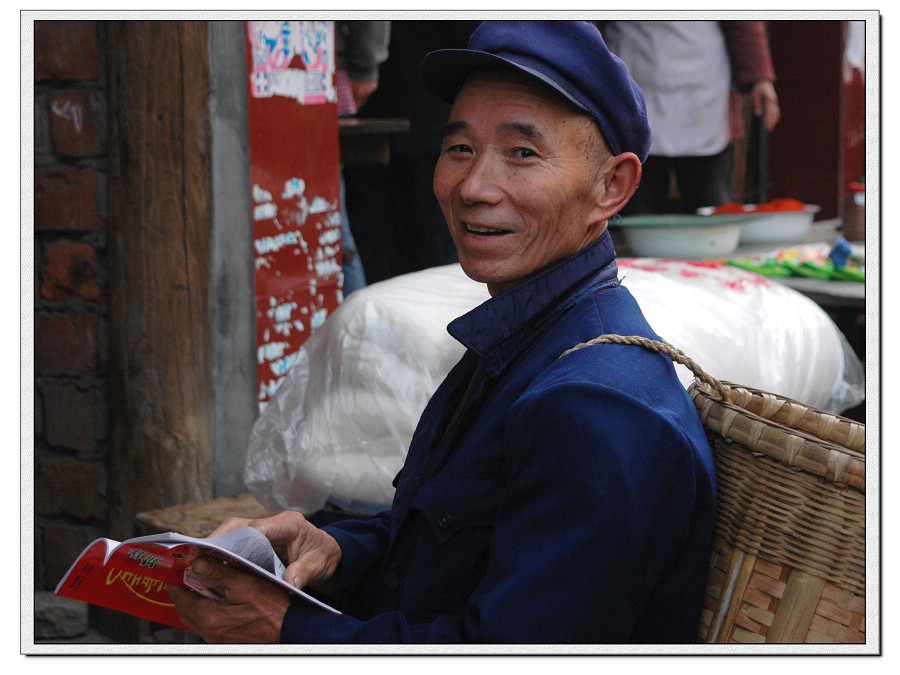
[616,258,864,413]
[244,260,864,514]
[245,265,490,514]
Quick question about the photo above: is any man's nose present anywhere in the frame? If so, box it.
[458,154,503,205]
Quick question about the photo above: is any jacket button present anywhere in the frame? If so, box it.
[383,571,401,590]
[438,513,452,528]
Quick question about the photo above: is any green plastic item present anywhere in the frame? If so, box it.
[831,266,866,282]
[726,259,791,277]
[782,259,834,279]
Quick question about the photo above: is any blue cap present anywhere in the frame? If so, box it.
[420,21,651,162]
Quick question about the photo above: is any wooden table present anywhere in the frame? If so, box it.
[134,493,365,538]
[339,117,410,165]
[134,492,274,538]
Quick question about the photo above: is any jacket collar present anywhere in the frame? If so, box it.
[447,231,619,378]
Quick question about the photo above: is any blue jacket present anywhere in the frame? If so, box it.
[280,232,716,643]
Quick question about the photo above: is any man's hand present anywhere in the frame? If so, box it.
[209,511,342,594]
[350,78,378,111]
[750,79,781,132]
[167,557,290,643]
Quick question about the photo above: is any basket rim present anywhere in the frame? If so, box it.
[690,380,865,492]
[703,380,866,460]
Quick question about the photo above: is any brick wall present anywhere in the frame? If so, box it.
[33,20,110,608]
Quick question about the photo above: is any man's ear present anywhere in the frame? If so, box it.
[594,152,642,220]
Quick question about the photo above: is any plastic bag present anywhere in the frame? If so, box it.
[244,265,489,514]
[245,260,865,514]
[616,259,865,413]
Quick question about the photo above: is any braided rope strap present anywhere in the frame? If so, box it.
[561,334,732,402]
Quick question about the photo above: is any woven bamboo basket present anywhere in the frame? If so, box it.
[564,335,866,644]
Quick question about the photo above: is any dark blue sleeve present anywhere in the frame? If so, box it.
[316,511,391,617]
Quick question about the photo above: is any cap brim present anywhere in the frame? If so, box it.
[420,48,591,118]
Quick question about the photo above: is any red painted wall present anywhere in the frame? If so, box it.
[245,21,343,413]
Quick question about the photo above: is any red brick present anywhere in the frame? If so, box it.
[41,384,100,452]
[49,90,105,158]
[34,313,103,377]
[41,523,104,588]
[34,167,104,232]
[35,100,49,162]
[35,455,106,521]
[40,240,102,303]
[34,20,102,82]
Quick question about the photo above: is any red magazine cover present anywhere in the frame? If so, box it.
[54,527,338,631]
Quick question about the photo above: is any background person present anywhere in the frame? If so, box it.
[335,20,392,295]
[601,20,780,214]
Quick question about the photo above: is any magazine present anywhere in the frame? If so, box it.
[54,526,339,631]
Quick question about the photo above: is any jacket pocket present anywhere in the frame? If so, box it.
[400,471,501,615]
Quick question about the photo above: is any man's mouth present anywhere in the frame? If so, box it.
[464,223,510,236]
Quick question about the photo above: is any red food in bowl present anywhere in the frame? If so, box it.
[712,198,807,214]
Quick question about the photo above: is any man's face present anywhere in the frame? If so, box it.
[434,70,610,296]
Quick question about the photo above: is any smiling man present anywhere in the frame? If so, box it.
[169,21,717,644]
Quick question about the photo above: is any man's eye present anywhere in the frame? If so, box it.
[445,143,473,154]
[512,147,537,159]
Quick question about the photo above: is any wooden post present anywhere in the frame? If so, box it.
[106,21,214,539]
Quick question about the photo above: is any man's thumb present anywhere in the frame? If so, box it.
[191,556,228,592]
[285,561,308,590]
